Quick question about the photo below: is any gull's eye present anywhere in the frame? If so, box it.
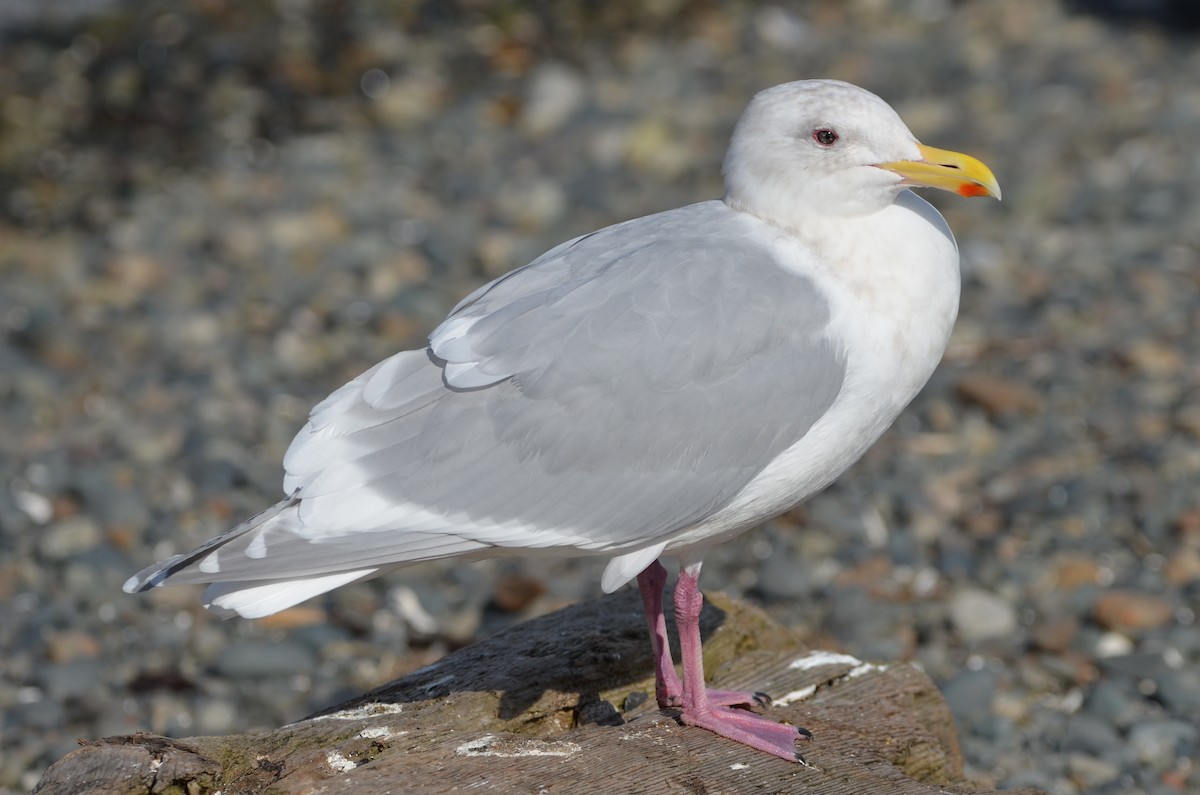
[812,128,838,147]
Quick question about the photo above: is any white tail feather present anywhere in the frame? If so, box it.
[202,568,379,619]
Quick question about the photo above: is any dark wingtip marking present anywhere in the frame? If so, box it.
[123,496,303,594]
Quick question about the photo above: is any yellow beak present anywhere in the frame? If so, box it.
[876,143,1001,200]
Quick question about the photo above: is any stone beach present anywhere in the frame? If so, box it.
[1,1,1198,792]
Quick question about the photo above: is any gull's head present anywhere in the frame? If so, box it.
[723,80,1000,225]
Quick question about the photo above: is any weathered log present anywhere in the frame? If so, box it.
[35,591,1043,794]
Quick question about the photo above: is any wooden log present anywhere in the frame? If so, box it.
[34,591,1044,794]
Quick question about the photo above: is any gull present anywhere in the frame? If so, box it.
[125,79,1000,761]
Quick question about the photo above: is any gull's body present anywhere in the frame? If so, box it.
[126,80,999,761]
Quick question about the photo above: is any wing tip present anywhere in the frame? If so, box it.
[122,554,195,593]
[123,497,302,594]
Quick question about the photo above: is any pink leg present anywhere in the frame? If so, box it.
[637,561,771,709]
[636,560,683,707]
[673,563,811,762]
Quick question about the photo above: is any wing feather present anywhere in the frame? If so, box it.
[132,200,847,604]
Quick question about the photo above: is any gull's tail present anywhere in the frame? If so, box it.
[122,496,485,618]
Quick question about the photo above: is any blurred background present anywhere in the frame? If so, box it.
[1,1,1197,792]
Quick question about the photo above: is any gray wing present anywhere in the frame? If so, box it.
[129,201,846,588]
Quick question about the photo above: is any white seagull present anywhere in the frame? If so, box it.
[126,79,1000,761]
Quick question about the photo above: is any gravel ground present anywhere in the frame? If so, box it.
[2,1,1198,792]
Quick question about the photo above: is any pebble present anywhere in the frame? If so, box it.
[1044,555,1105,591]
[490,573,548,614]
[1031,615,1078,654]
[997,769,1058,793]
[1153,667,1200,714]
[212,641,317,679]
[1060,715,1121,756]
[36,659,106,700]
[1093,590,1175,634]
[949,587,1019,645]
[1066,752,1121,789]
[954,374,1043,417]
[756,548,811,600]
[36,515,101,562]
[1164,546,1200,586]
[44,629,102,663]
[194,697,240,736]
[1127,720,1198,772]
[1081,679,1143,727]
[521,63,587,135]
[940,666,1002,732]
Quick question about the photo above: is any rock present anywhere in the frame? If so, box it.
[1092,589,1173,633]
[941,666,1002,731]
[1066,752,1121,788]
[1115,339,1183,377]
[954,374,1042,417]
[1044,555,1103,590]
[1155,667,1200,713]
[212,640,316,679]
[495,176,567,229]
[521,63,586,135]
[999,769,1057,793]
[45,629,102,662]
[258,606,328,631]
[38,659,106,700]
[1164,546,1200,586]
[1031,615,1078,653]
[1060,714,1121,756]
[194,698,240,735]
[1127,720,1198,772]
[950,587,1018,644]
[757,549,811,599]
[490,573,547,613]
[1098,651,1175,686]
[1093,630,1135,658]
[37,515,102,561]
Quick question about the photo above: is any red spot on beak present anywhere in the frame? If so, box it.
[957,183,991,198]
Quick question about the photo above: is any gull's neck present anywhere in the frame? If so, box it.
[722,181,903,239]
[722,193,896,245]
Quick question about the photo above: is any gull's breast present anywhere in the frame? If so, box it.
[666,192,961,555]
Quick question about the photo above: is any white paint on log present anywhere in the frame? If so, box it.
[849,662,888,678]
[771,684,817,707]
[302,702,404,723]
[773,653,890,705]
[326,750,358,772]
[456,734,581,758]
[788,650,864,670]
